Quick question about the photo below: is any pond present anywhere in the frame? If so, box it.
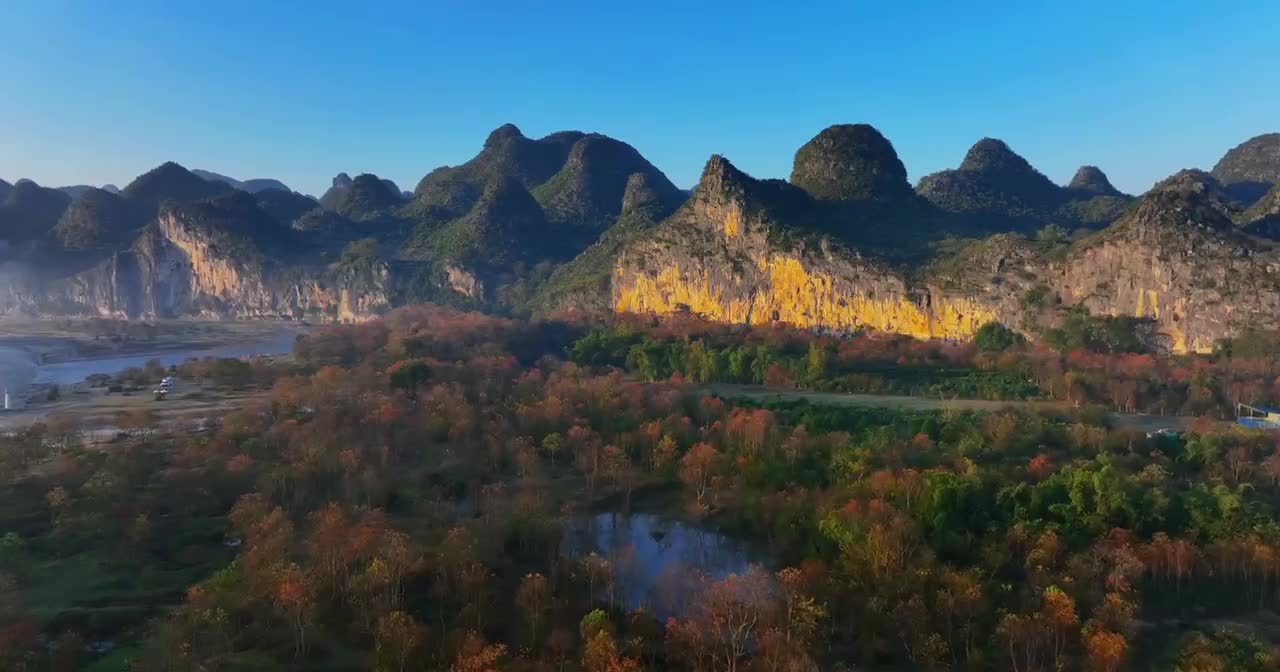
[562,512,765,616]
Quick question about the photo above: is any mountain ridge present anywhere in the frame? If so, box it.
[2,124,1280,352]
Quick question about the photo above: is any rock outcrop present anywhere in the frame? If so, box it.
[608,152,1280,353]
[1068,166,1123,197]
[533,134,683,235]
[790,124,914,202]
[334,174,404,220]
[402,124,686,296]
[1212,133,1280,205]
[613,156,998,339]
[917,139,1131,230]
[6,124,1280,345]
[1243,184,1280,239]
[0,196,390,321]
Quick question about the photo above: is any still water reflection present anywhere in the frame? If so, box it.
[562,512,762,615]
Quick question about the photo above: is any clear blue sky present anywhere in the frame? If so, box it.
[2,1,1277,196]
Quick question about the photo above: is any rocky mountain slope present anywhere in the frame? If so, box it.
[4,123,1280,348]
[192,170,293,195]
[916,139,1133,231]
[604,128,1280,352]
[1212,133,1280,205]
[0,180,72,241]
[0,125,683,320]
[0,163,392,320]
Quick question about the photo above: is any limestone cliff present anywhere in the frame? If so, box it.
[1,202,392,321]
[609,154,1280,353]
[1053,185,1280,352]
[612,156,999,340]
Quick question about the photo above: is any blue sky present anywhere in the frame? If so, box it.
[2,1,1277,196]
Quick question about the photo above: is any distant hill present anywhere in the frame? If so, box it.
[123,162,232,211]
[2,122,1279,352]
[192,169,293,195]
[0,179,72,241]
[916,139,1132,232]
[400,124,685,302]
[254,188,321,226]
[53,188,140,251]
[1212,133,1280,205]
[334,174,405,221]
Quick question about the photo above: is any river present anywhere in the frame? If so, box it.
[0,328,300,404]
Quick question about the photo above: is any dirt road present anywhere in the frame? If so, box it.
[701,384,1196,432]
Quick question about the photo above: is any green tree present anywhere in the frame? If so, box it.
[974,322,1024,352]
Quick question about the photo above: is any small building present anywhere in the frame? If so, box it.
[1237,403,1280,429]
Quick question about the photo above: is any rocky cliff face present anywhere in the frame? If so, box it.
[609,152,1280,353]
[1,204,391,321]
[612,156,998,339]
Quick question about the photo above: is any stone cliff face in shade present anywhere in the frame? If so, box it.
[0,199,391,321]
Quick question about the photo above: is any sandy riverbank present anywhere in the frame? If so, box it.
[0,319,308,430]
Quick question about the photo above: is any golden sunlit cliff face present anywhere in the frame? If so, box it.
[150,211,391,321]
[611,156,1000,341]
[608,156,1280,353]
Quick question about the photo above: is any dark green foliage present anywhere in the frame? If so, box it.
[318,172,354,210]
[568,325,1044,400]
[1168,629,1277,672]
[532,135,683,235]
[1215,329,1280,359]
[412,124,584,207]
[1022,285,1049,308]
[1241,183,1280,237]
[388,358,432,393]
[253,188,318,225]
[165,191,302,263]
[532,172,682,313]
[412,177,550,270]
[1066,165,1122,196]
[333,174,403,221]
[1211,133,1280,206]
[0,180,72,240]
[339,238,380,267]
[122,162,230,211]
[54,188,140,251]
[191,169,291,194]
[1043,309,1159,354]
[790,124,914,202]
[207,358,252,388]
[566,327,639,367]
[974,322,1025,352]
[917,139,1132,232]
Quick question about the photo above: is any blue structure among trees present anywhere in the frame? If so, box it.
[1238,403,1280,429]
